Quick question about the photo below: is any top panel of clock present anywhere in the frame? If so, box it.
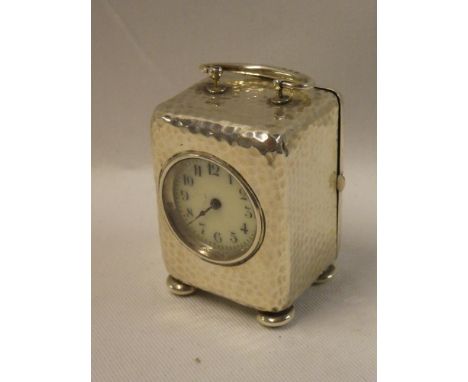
[152,73,338,156]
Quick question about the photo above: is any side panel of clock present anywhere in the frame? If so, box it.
[286,90,340,302]
[151,115,292,312]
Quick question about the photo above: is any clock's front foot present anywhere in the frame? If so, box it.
[313,264,336,286]
[166,275,196,296]
[256,306,295,328]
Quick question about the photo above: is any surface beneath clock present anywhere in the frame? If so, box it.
[92,166,376,382]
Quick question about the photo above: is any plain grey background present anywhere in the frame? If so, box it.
[92,0,376,381]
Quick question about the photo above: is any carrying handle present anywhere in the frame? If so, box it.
[200,63,314,105]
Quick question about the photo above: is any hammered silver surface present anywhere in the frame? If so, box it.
[286,105,339,302]
[151,74,339,312]
[153,74,337,156]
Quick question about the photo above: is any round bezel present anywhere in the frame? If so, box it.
[159,151,265,266]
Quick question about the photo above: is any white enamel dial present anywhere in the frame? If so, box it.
[160,153,264,265]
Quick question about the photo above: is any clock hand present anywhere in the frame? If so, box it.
[187,205,212,225]
[187,198,222,225]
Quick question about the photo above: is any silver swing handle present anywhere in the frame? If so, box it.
[200,63,315,105]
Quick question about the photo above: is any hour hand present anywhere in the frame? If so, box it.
[187,198,221,225]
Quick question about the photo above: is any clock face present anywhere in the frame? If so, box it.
[160,152,264,265]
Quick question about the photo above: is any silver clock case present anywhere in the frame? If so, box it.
[151,73,341,312]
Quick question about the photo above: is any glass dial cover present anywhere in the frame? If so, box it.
[160,152,264,265]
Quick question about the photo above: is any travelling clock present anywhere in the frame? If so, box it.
[151,63,344,327]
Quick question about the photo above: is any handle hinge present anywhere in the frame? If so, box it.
[200,63,314,104]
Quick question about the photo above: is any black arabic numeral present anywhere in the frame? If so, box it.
[208,163,220,176]
[239,188,248,200]
[244,205,253,218]
[183,174,194,186]
[240,223,248,234]
[213,232,222,243]
[230,232,238,243]
[180,190,189,201]
[198,222,205,235]
[194,164,202,177]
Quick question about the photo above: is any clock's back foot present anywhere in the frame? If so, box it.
[256,306,295,327]
[313,264,336,286]
[166,275,197,296]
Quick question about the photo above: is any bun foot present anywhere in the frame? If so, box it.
[256,306,295,327]
[313,264,336,286]
[166,275,196,296]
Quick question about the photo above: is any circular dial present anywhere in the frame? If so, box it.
[160,153,264,265]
